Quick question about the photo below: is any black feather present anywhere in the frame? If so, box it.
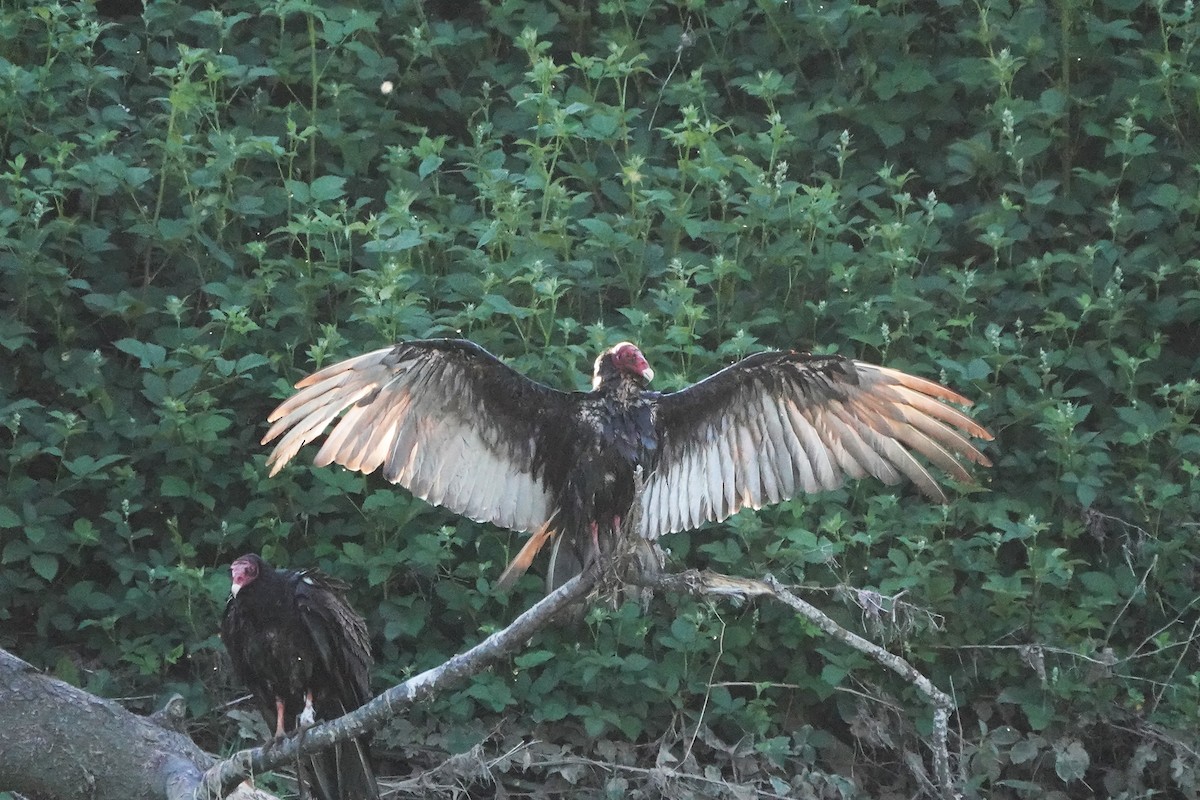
[221,554,379,800]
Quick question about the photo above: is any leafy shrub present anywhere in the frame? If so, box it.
[1,0,1197,796]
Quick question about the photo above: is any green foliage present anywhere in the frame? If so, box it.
[2,0,1198,796]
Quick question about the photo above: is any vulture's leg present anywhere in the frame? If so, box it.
[609,514,623,560]
[274,698,287,738]
[299,690,316,727]
[589,521,602,565]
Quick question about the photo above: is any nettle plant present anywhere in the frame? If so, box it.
[1,0,1198,795]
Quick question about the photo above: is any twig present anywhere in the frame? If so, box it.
[1104,553,1156,645]
[761,576,956,799]
[1129,593,1200,662]
[635,566,959,799]
[682,607,725,767]
[530,754,796,800]
[1151,612,1200,715]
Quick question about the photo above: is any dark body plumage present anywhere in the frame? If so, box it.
[221,554,379,800]
[262,339,993,588]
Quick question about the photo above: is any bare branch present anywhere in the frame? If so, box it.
[763,576,955,798]
[632,567,958,800]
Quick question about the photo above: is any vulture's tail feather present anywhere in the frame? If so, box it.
[496,517,558,589]
[305,737,379,800]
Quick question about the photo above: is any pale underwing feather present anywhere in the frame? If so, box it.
[778,399,818,494]
[882,380,992,442]
[826,403,902,484]
[762,396,797,499]
[736,422,762,510]
[705,428,724,521]
[319,393,399,473]
[679,449,700,530]
[789,404,840,491]
[676,451,693,530]
[264,345,559,533]
[852,394,959,494]
[691,445,712,527]
[833,397,943,497]
[265,384,379,472]
[716,421,738,519]
[749,407,781,506]
[809,406,863,480]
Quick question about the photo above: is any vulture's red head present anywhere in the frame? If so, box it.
[593,342,654,390]
[229,554,262,597]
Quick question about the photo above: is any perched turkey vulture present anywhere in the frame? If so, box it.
[221,553,379,800]
[262,339,992,588]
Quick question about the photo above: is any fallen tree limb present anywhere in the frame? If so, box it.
[195,567,597,799]
[0,649,271,800]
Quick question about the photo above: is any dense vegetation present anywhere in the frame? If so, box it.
[2,0,1198,796]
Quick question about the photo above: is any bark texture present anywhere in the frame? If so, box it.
[0,649,210,800]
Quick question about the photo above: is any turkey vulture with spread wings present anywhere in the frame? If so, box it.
[221,553,379,800]
[262,339,992,588]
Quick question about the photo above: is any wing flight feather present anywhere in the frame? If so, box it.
[637,351,993,538]
[262,340,577,534]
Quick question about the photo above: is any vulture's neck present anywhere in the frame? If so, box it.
[597,376,646,404]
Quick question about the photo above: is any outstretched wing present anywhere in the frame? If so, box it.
[638,351,993,538]
[262,339,581,533]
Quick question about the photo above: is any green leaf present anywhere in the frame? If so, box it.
[1010,736,1043,765]
[668,617,697,647]
[466,677,514,711]
[481,294,529,318]
[418,155,443,179]
[366,229,423,251]
[115,339,166,369]
[235,353,270,374]
[0,507,20,528]
[63,454,125,477]
[72,519,98,545]
[578,218,615,238]
[819,663,847,687]
[1055,740,1090,782]
[156,217,191,241]
[168,365,202,395]
[31,553,58,581]
[514,650,555,669]
[3,539,30,564]
[1079,571,1117,596]
[622,653,651,672]
[0,318,34,351]
[536,698,569,721]
[1148,183,1180,208]
[160,476,192,497]
[309,175,346,202]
